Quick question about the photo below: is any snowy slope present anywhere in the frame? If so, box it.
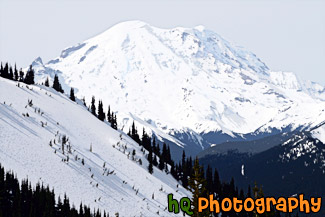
[0,77,189,217]
[31,20,325,156]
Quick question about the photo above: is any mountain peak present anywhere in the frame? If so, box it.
[92,20,152,40]
[194,25,206,32]
[32,56,43,66]
[33,20,325,158]
[79,20,269,74]
[110,20,150,30]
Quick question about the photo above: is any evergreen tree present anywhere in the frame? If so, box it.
[161,143,168,164]
[252,182,259,200]
[111,113,118,130]
[181,151,189,188]
[158,155,165,171]
[79,203,84,216]
[189,158,210,217]
[114,114,117,129]
[97,100,105,121]
[2,62,9,79]
[91,96,97,116]
[24,65,35,84]
[45,77,50,87]
[107,106,111,122]
[229,177,236,198]
[130,121,140,144]
[52,74,64,93]
[158,143,165,171]
[70,88,76,101]
[141,128,151,151]
[213,169,221,197]
[148,149,153,174]
[131,121,136,137]
[9,65,13,80]
[14,64,18,81]
[153,154,158,167]
[19,68,24,82]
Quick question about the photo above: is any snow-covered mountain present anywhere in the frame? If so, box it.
[32,20,325,159]
[0,77,189,216]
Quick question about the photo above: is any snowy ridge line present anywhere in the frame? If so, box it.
[309,120,325,132]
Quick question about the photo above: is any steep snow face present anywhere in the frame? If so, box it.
[0,77,189,216]
[32,20,325,154]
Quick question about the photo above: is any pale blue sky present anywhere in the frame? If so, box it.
[0,0,324,84]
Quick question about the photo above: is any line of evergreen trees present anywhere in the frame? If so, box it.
[87,96,118,130]
[0,62,34,84]
[127,122,174,175]
[43,75,64,93]
[0,164,109,217]
[0,62,64,93]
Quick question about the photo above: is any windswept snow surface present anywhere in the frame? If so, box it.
[0,77,189,216]
[32,20,325,155]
